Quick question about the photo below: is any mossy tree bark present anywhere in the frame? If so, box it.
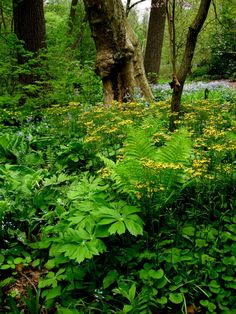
[169,0,211,131]
[144,0,166,83]
[83,0,153,104]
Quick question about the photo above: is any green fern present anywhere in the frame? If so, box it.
[155,129,192,164]
[98,126,192,207]
[124,127,157,160]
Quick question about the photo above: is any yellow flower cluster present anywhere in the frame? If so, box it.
[141,159,184,171]
[97,167,111,178]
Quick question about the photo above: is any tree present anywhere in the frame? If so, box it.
[169,0,211,130]
[13,0,46,85]
[83,0,153,104]
[68,0,79,35]
[144,0,166,83]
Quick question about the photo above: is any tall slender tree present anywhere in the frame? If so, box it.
[169,0,212,130]
[144,0,166,83]
[83,0,153,104]
[68,0,79,35]
[13,0,46,84]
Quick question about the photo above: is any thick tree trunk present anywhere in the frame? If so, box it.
[13,0,46,85]
[144,0,166,83]
[169,0,211,130]
[83,0,153,104]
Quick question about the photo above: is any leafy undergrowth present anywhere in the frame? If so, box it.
[0,93,235,313]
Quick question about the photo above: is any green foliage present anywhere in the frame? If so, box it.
[207,0,236,78]
[0,94,235,313]
[99,126,192,211]
[0,1,235,311]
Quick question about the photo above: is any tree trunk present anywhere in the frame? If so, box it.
[68,0,79,35]
[144,0,166,83]
[83,0,153,104]
[169,0,211,131]
[13,0,46,85]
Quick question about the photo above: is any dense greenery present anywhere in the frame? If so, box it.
[0,86,235,313]
[0,0,235,313]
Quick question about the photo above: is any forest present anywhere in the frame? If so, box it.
[0,0,235,313]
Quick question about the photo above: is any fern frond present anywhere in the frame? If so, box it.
[98,154,136,199]
[98,126,192,208]
[155,129,192,165]
[124,128,156,160]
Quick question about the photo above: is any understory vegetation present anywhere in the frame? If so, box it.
[0,0,236,313]
[0,87,235,313]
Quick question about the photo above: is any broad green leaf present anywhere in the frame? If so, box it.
[14,257,24,265]
[98,207,121,219]
[30,240,51,249]
[38,277,57,289]
[0,254,4,265]
[113,288,129,299]
[209,280,221,293]
[44,286,61,300]
[108,221,126,235]
[128,283,136,302]
[68,214,86,225]
[200,300,209,307]
[222,275,235,282]
[0,264,11,270]
[123,305,133,313]
[103,270,118,289]
[122,206,141,216]
[156,296,168,304]
[98,218,118,225]
[125,219,143,236]
[156,276,168,288]
[149,269,164,279]
[225,282,236,289]
[95,225,110,238]
[45,259,55,270]
[56,268,65,276]
[169,293,184,304]
[182,226,195,236]
[32,259,40,267]
[223,256,236,266]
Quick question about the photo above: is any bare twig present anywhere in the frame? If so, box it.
[126,0,147,16]
[212,0,223,26]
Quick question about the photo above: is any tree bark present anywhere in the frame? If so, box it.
[169,0,211,131]
[83,0,153,104]
[68,0,79,35]
[13,0,46,85]
[144,0,166,83]
[13,0,46,53]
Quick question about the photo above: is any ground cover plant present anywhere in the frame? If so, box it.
[0,86,235,313]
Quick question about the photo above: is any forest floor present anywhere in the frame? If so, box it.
[154,79,236,91]
[220,79,236,89]
[152,79,236,100]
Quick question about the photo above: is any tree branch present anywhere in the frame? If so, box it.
[126,0,147,16]
[212,0,223,26]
